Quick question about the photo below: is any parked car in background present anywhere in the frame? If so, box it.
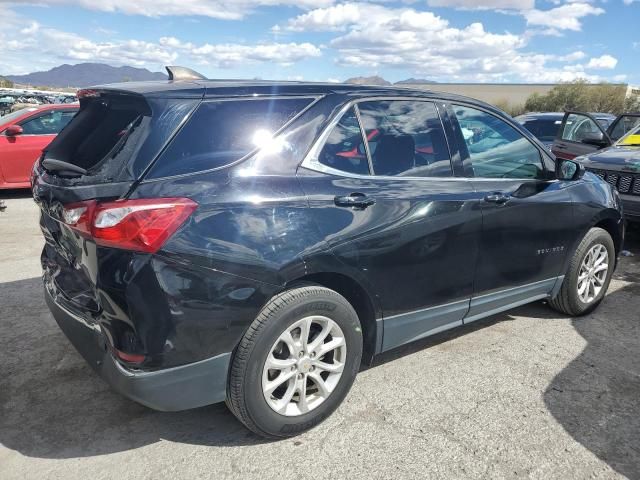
[572,124,640,222]
[0,104,78,188]
[34,71,623,438]
[551,111,640,161]
[516,112,616,148]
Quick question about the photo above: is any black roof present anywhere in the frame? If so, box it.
[91,79,488,106]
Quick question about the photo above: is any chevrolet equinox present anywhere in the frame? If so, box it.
[33,67,624,438]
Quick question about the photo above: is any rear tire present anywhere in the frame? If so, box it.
[549,227,615,316]
[226,286,362,438]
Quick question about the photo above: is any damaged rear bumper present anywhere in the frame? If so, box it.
[45,287,230,411]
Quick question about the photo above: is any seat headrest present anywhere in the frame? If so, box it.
[373,134,415,176]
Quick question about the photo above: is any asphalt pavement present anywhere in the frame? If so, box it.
[1,192,638,480]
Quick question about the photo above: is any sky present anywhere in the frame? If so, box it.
[1,0,639,84]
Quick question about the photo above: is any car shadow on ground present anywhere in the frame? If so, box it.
[543,277,640,480]
[1,250,638,467]
[0,277,272,459]
[0,188,33,200]
[362,247,640,480]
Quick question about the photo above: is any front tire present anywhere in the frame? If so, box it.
[549,227,615,316]
[226,286,362,438]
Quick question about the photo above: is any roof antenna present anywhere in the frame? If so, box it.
[165,66,207,81]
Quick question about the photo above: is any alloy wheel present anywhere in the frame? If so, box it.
[577,243,609,304]
[262,315,347,416]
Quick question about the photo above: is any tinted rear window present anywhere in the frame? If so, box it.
[148,97,314,178]
[44,95,152,179]
[521,119,561,142]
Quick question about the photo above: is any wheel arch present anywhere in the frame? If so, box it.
[593,215,624,256]
[286,271,381,365]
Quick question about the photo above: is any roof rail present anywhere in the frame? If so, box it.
[165,66,208,81]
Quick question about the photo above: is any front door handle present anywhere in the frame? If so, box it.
[484,192,510,204]
[334,193,376,209]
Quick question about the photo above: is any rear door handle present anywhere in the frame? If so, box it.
[334,193,376,209]
[484,192,510,205]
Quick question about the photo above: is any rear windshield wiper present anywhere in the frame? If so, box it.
[42,158,87,176]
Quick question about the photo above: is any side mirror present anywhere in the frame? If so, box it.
[5,125,23,136]
[581,132,607,147]
[556,158,585,181]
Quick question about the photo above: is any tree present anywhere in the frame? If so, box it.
[0,77,14,88]
[524,80,629,115]
[624,95,640,113]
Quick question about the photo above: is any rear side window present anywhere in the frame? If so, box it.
[357,100,452,177]
[148,97,313,178]
[318,107,370,175]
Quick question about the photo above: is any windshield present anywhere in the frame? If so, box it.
[616,124,640,146]
[0,107,38,125]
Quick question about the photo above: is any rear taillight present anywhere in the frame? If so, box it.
[114,349,146,364]
[62,198,197,253]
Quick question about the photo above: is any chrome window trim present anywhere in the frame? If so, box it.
[300,96,543,182]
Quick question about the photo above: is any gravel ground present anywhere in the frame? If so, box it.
[1,192,639,480]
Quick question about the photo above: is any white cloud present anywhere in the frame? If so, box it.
[0,0,335,20]
[558,51,586,62]
[280,2,618,83]
[427,0,534,10]
[0,11,321,75]
[524,2,604,32]
[188,42,321,67]
[586,54,618,69]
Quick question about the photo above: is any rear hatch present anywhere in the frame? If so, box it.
[34,88,201,316]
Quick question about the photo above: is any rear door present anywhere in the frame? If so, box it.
[298,98,482,352]
[551,111,611,160]
[0,108,76,183]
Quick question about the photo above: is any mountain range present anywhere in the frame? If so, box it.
[3,63,437,89]
[5,63,167,88]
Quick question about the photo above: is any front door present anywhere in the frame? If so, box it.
[0,109,76,184]
[552,111,611,160]
[0,133,54,183]
[607,114,640,142]
[297,99,482,352]
[447,103,577,321]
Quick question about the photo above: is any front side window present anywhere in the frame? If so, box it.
[357,100,452,177]
[453,105,544,179]
[20,110,76,135]
[610,115,640,142]
[318,107,370,175]
[560,113,602,143]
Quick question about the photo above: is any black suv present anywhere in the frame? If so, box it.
[33,68,624,438]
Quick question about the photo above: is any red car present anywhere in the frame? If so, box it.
[0,104,78,189]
